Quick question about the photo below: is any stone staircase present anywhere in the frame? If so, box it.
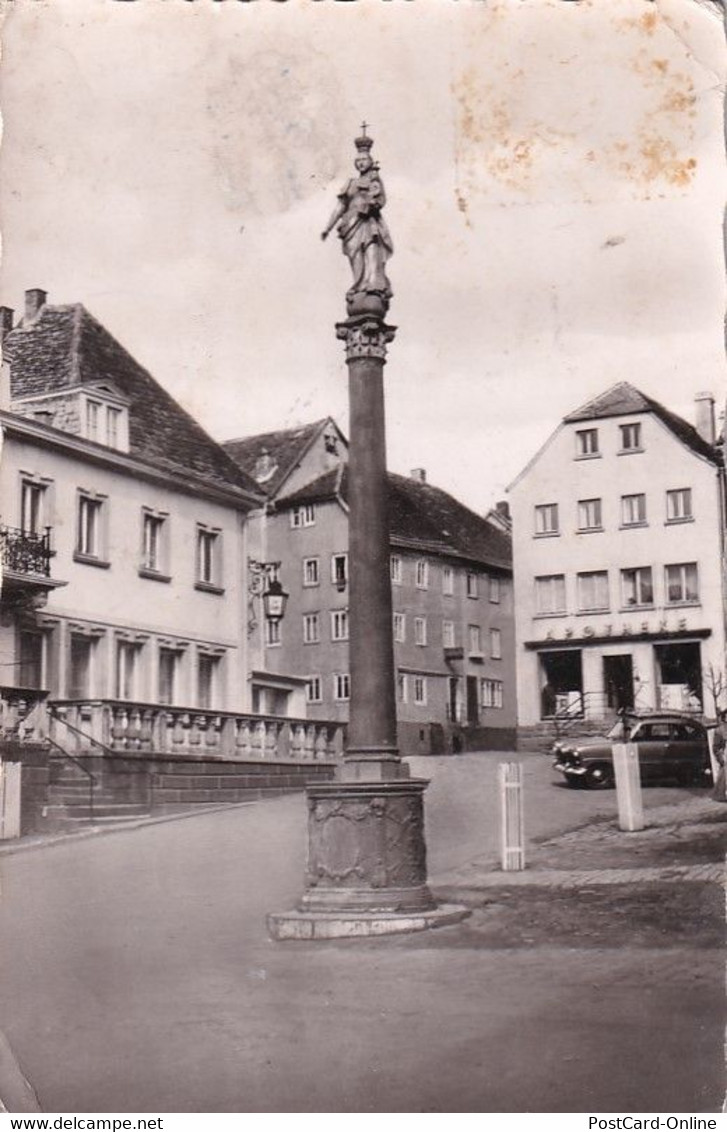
[518,716,614,754]
[44,756,150,830]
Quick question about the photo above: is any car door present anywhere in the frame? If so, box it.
[633,722,670,782]
[667,721,705,783]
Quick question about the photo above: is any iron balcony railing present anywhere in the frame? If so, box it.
[0,525,52,578]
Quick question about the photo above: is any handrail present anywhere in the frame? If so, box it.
[45,735,96,825]
[47,704,116,757]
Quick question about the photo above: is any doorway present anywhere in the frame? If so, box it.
[466,676,479,726]
[603,654,634,713]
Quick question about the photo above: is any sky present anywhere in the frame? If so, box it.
[0,0,725,515]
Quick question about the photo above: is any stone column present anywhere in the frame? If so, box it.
[338,314,399,781]
[268,130,467,940]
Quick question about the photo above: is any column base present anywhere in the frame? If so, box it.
[268,777,469,940]
[268,904,470,941]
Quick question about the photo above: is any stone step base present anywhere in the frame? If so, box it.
[268,903,471,940]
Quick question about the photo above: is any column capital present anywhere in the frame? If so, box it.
[335,315,397,363]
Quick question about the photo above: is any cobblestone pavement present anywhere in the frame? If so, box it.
[446,860,724,887]
[440,793,727,889]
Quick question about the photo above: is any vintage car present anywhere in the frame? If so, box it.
[552,712,713,789]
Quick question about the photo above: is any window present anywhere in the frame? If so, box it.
[84,397,127,449]
[535,504,559,536]
[290,504,316,528]
[331,610,349,641]
[442,620,455,648]
[481,679,504,709]
[468,624,482,654]
[265,619,281,646]
[397,673,408,703]
[106,406,122,450]
[466,573,478,599]
[69,635,94,699]
[620,422,642,451]
[393,612,406,643]
[20,480,46,535]
[535,574,566,615]
[197,653,220,710]
[621,567,653,608]
[414,617,427,646]
[116,640,141,701]
[196,525,222,590]
[334,673,350,701]
[666,489,693,523]
[621,494,646,527]
[303,613,320,644]
[158,648,179,706]
[577,498,602,531]
[665,562,699,604]
[303,558,320,587]
[142,511,168,575]
[306,676,322,704]
[76,493,106,561]
[18,629,44,688]
[331,554,348,590]
[413,676,427,705]
[442,565,454,595]
[86,399,100,442]
[490,628,502,659]
[415,559,429,589]
[489,576,501,604]
[576,428,599,457]
[577,571,609,612]
[390,555,403,584]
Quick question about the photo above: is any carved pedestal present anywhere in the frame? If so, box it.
[299,780,434,914]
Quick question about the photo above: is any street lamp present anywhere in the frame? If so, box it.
[261,576,288,622]
[247,559,288,634]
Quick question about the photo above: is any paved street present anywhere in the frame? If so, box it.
[0,752,723,1113]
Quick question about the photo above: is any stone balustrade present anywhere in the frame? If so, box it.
[48,699,344,763]
[0,687,49,742]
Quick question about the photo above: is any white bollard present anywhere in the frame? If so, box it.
[0,761,21,840]
[498,761,525,871]
[612,742,644,832]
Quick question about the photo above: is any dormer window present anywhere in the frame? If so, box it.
[324,429,339,455]
[254,449,278,484]
[81,388,129,451]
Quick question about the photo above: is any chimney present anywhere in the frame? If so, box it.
[24,288,47,323]
[496,500,510,520]
[0,307,14,344]
[410,468,426,483]
[694,391,716,445]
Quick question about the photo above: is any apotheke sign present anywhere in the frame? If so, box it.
[524,615,711,651]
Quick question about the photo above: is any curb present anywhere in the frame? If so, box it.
[0,798,270,857]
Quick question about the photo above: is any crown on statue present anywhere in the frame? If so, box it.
[354,122,374,153]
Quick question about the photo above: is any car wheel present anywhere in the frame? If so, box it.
[585,764,614,789]
[565,776,581,789]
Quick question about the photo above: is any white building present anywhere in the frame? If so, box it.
[0,289,263,712]
[508,382,726,735]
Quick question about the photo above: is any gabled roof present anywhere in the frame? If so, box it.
[223,418,344,498]
[4,302,263,498]
[565,381,721,466]
[278,466,512,573]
